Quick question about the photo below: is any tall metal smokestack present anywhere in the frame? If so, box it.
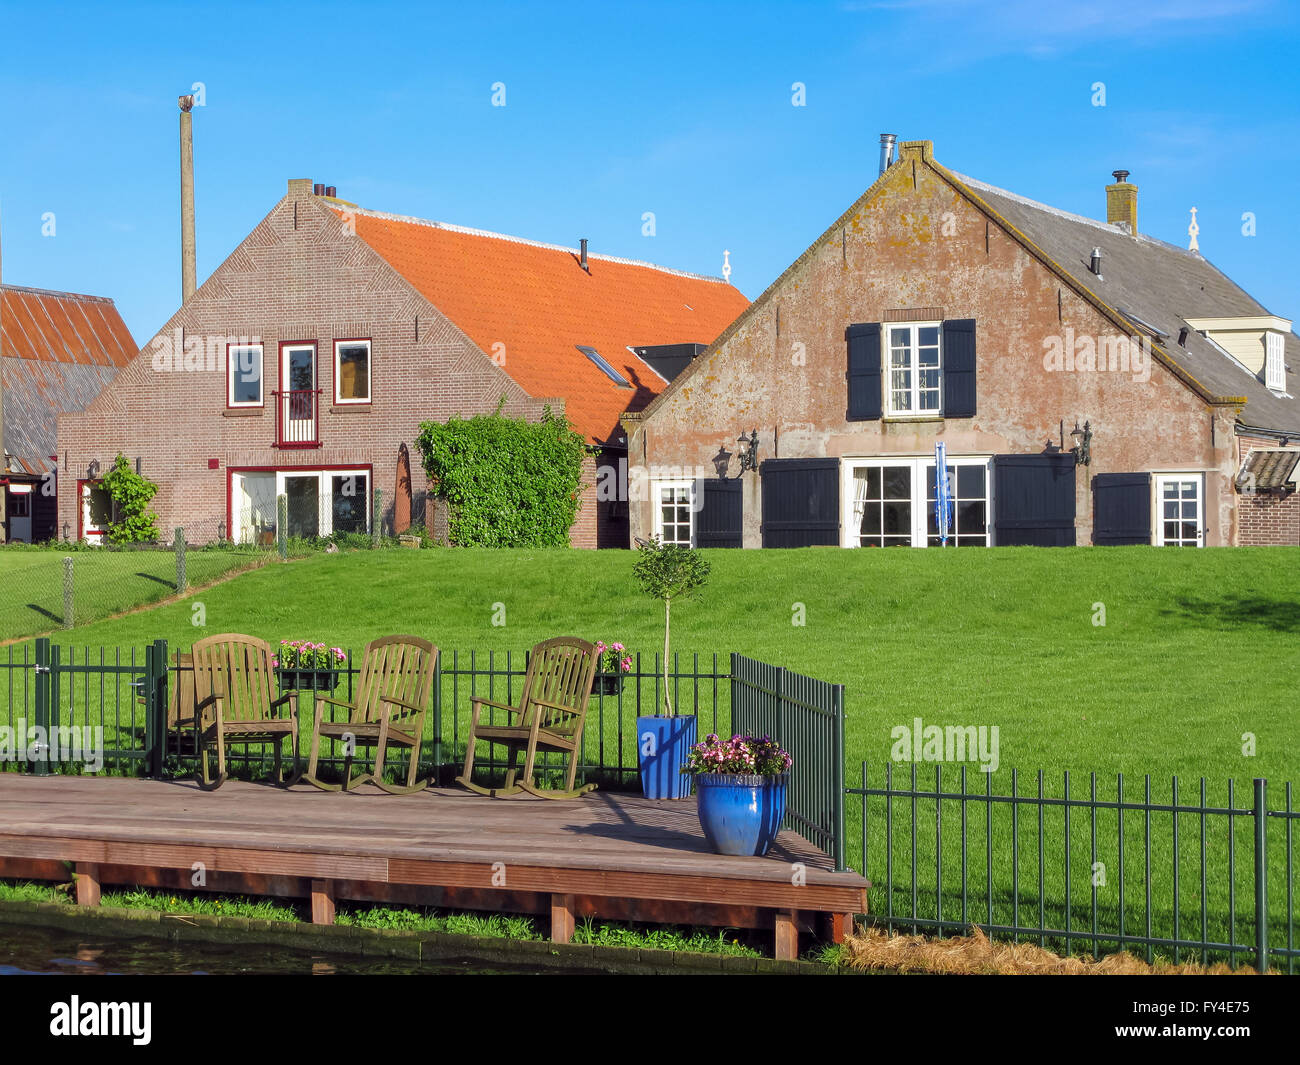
[179,95,197,302]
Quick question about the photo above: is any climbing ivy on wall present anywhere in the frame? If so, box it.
[414,406,591,547]
[101,453,160,545]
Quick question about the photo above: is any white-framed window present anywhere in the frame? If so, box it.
[334,339,371,404]
[227,343,264,407]
[1265,332,1286,392]
[230,467,371,544]
[845,456,991,547]
[886,323,942,416]
[653,480,696,547]
[1154,474,1203,547]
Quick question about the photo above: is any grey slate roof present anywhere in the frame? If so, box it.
[948,172,1300,435]
[1,356,122,476]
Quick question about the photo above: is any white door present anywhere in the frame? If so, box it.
[1155,475,1204,547]
[280,344,317,445]
[847,458,992,547]
[231,472,276,545]
[81,482,111,545]
[7,488,32,542]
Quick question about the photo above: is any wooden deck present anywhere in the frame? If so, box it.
[0,776,868,959]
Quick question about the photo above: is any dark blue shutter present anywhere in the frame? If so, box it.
[993,454,1076,546]
[942,318,976,418]
[846,323,882,421]
[1092,473,1151,545]
[760,458,840,547]
[696,479,743,548]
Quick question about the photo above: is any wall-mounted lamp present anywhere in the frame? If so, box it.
[1070,420,1093,467]
[62,521,70,541]
[712,446,733,480]
[87,459,100,479]
[737,430,759,473]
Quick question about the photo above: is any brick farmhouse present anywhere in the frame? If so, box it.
[623,140,1300,549]
[56,180,747,546]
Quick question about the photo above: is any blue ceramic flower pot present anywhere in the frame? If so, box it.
[695,772,788,856]
[636,715,697,799]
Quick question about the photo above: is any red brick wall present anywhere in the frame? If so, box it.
[1237,493,1300,545]
[57,182,560,545]
[1235,432,1300,545]
[627,142,1239,547]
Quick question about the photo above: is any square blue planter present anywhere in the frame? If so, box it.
[636,715,697,799]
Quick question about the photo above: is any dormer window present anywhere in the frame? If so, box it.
[1184,315,1292,390]
[1266,331,1285,392]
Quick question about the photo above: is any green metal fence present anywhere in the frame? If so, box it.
[429,650,732,790]
[849,762,1299,973]
[731,654,846,871]
[1,639,850,892]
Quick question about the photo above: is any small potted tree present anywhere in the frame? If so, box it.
[683,734,792,856]
[631,537,710,799]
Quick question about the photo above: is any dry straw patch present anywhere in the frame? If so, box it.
[842,925,1266,975]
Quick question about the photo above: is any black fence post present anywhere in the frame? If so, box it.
[431,654,443,784]
[32,638,51,775]
[833,683,847,872]
[1254,777,1268,973]
[145,639,168,778]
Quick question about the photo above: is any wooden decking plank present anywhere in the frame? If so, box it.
[0,777,869,915]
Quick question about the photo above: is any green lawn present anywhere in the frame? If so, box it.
[0,546,271,641]
[19,544,1299,785]
[6,544,1297,964]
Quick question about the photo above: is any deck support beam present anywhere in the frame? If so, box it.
[310,879,335,925]
[820,911,855,944]
[774,909,798,960]
[550,893,576,943]
[74,862,101,907]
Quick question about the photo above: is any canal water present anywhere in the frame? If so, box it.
[0,924,570,975]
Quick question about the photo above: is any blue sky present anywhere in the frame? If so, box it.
[1,0,1297,343]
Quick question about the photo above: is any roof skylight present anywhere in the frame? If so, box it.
[577,346,631,388]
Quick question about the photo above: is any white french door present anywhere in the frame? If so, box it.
[845,457,992,547]
[1155,474,1204,547]
[229,468,370,543]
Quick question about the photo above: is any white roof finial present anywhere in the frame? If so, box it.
[722,249,731,284]
[1188,207,1200,253]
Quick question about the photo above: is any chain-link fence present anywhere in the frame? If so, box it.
[0,487,427,641]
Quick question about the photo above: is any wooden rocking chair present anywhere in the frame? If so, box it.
[191,634,297,791]
[301,635,438,794]
[456,636,598,800]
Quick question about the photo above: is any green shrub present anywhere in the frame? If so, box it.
[415,404,590,547]
[101,454,160,545]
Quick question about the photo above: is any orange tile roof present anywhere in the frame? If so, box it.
[342,208,748,444]
[1,285,136,367]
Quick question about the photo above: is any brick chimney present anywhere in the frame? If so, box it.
[1106,169,1137,235]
